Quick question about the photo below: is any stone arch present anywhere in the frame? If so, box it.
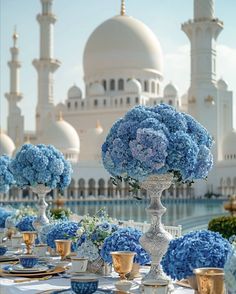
[102,80,107,91]
[68,178,75,198]
[151,81,155,93]
[118,79,124,90]
[78,178,85,197]
[107,179,114,198]
[98,178,105,196]
[88,178,96,196]
[110,79,115,91]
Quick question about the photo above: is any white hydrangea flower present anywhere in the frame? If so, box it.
[77,240,99,261]
[76,227,85,237]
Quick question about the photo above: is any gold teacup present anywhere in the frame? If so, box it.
[194,268,226,294]
[111,251,136,280]
[55,239,71,260]
[22,231,37,255]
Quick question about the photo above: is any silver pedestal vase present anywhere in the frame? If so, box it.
[140,173,173,284]
[31,184,51,234]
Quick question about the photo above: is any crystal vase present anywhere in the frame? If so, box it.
[139,173,173,284]
[31,184,51,235]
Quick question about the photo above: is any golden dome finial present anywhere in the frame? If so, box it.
[13,25,19,47]
[96,120,102,129]
[58,111,63,121]
[120,0,126,16]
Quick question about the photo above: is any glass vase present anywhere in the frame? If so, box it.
[139,173,173,285]
[31,184,51,235]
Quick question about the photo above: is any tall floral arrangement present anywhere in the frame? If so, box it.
[0,155,15,193]
[161,230,231,280]
[10,144,72,191]
[102,104,213,184]
[101,227,150,265]
[76,210,119,262]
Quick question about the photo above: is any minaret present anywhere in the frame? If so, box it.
[5,28,24,146]
[33,0,60,135]
[182,0,223,88]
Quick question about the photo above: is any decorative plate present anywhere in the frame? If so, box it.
[0,265,65,278]
[2,264,49,274]
[47,289,113,294]
[0,255,18,262]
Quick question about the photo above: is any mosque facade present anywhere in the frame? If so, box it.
[1,0,236,199]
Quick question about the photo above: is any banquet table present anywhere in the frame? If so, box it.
[0,268,194,294]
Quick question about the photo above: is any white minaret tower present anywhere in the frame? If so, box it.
[5,29,24,146]
[33,0,60,136]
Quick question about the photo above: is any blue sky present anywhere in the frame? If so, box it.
[1,0,235,130]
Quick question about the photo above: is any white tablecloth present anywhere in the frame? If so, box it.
[0,272,194,294]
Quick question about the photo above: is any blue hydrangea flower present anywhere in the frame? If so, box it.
[15,216,37,231]
[10,144,73,191]
[161,230,232,280]
[0,207,13,228]
[102,104,213,183]
[101,227,151,265]
[224,246,236,292]
[0,155,15,193]
[46,221,79,251]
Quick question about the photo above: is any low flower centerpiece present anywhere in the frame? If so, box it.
[76,210,119,275]
[224,235,236,294]
[10,144,72,233]
[101,227,150,278]
[162,230,231,290]
[102,104,213,283]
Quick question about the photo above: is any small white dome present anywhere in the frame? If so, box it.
[0,131,15,157]
[88,83,105,96]
[164,83,178,97]
[68,85,82,99]
[125,79,142,94]
[41,117,80,162]
[223,130,236,160]
[83,15,163,78]
[217,78,228,91]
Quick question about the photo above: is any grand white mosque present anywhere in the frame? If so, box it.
[1,0,236,199]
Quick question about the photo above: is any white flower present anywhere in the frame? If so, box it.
[77,240,99,262]
[76,227,85,237]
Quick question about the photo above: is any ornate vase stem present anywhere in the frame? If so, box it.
[140,174,173,285]
[31,184,51,235]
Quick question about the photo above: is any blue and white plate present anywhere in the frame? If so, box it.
[50,289,113,294]
[2,264,50,274]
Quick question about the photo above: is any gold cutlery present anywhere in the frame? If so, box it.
[14,275,53,283]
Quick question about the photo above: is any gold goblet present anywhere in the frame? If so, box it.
[55,239,71,260]
[22,231,37,255]
[194,268,225,294]
[111,251,136,280]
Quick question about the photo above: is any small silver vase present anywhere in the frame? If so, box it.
[140,173,173,284]
[31,184,51,235]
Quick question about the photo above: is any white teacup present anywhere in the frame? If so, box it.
[33,244,48,257]
[11,235,22,249]
[71,257,88,273]
[142,281,168,294]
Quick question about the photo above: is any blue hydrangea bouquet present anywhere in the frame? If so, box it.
[10,144,72,190]
[161,230,231,280]
[224,236,236,293]
[102,104,213,185]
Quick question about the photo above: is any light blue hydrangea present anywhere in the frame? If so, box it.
[102,104,213,183]
[0,155,15,193]
[10,144,73,190]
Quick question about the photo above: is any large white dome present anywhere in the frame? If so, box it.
[0,131,15,157]
[41,118,80,162]
[83,15,163,78]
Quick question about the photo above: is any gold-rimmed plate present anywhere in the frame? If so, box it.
[0,266,66,278]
